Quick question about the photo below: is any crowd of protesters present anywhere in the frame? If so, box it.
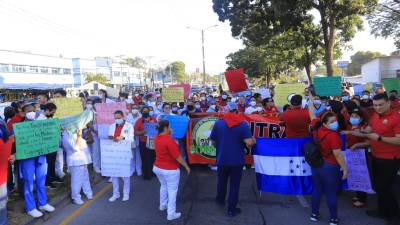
[0,84,399,225]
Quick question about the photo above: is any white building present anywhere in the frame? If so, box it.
[0,49,144,90]
[361,56,400,83]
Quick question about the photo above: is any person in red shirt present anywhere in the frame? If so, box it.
[0,137,13,225]
[236,96,246,113]
[345,93,400,220]
[263,98,279,117]
[133,92,143,104]
[309,108,348,225]
[134,106,157,180]
[279,95,311,138]
[389,90,400,110]
[153,119,190,221]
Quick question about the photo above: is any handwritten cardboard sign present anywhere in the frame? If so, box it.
[14,118,61,160]
[344,149,374,194]
[169,84,191,98]
[95,102,127,124]
[53,98,83,118]
[162,88,184,103]
[313,76,342,97]
[100,139,132,177]
[60,110,94,134]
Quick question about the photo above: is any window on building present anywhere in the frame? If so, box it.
[63,68,71,75]
[40,67,49,73]
[30,66,39,73]
[12,65,26,73]
[122,72,127,76]
[0,64,9,72]
[52,68,60,75]
[113,71,120,76]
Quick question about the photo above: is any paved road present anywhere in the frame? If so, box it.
[39,167,395,225]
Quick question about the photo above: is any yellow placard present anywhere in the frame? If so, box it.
[53,98,83,118]
[162,87,185,103]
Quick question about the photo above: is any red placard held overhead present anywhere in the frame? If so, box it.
[224,68,248,93]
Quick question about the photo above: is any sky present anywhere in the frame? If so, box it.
[0,0,396,74]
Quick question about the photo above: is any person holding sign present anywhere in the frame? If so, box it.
[62,129,93,205]
[153,119,190,221]
[19,104,55,218]
[108,110,134,202]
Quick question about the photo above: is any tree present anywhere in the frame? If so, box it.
[368,0,400,49]
[347,51,385,76]
[122,57,147,69]
[166,61,187,83]
[213,0,377,76]
[85,73,111,86]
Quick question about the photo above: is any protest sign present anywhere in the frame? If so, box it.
[53,98,83,118]
[60,110,94,134]
[352,84,364,96]
[224,68,248,93]
[95,102,127,124]
[144,122,157,138]
[165,115,189,139]
[14,118,61,160]
[169,84,191,98]
[187,113,285,164]
[274,83,305,107]
[313,76,342,97]
[382,78,400,93]
[100,139,132,177]
[344,149,374,194]
[162,87,184,103]
[256,88,271,99]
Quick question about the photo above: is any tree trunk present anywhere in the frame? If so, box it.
[304,48,313,84]
[266,74,271,87]
[319,9,335,76]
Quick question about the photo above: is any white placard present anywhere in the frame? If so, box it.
[256,88,271,99]
[344,149,374,194]
[101,139,132,177]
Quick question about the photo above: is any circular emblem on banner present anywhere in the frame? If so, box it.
[190,117,219,159]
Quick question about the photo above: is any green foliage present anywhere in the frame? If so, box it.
[347,51,385,76]
[167,61,187,83]
[122,57,147,69]
[368,0,400,49]
[85,73,111,86]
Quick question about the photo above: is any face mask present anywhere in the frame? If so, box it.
[342,96,349,102]
[256,107,263,112]
[115,119,124,125]
[210,105,216,110]
[222,95,228,100]
[99,93,104,98]
[328,121,339,131]
[172,107,178,112]
[349,117,361,126]
[26,112,36,120]
[200,97,206,101]
[313,100,321,105]
[157,105,163,111]
[132,109,139,115]
[362,95,369,100]
[85,104,93,110]
[142,112,149,118]
[195,104,201,109]
[135,93,139,97]
[149,111,154,116]
[390,95,397,101]
[46,113,54,118]
[250,101,256,107]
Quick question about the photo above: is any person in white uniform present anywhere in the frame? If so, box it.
[108,110,134,202]
[62,129,93,205]
[126,105,142,176]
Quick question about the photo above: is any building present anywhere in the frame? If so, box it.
[361,56,400,83]
[0,49,144,90]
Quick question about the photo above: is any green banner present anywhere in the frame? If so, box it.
[189,117,218,159]
[60,110,94,134]
[383,78,400,93]
[14,118,61,160]
[313,76,342,97]
[53,98,83,118]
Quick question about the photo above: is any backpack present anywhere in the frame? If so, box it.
[304,133,329,168]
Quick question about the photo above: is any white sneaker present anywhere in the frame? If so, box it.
[27,209,43,218]
[108,177,112,183]
[122,195,129,201]
[86,195,93,200]
[39,204,55,212]
[73,199,84,205]
[167,212,182,221]
[108,195,120,202]
[159,205,167,211]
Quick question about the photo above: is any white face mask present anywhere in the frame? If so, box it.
[256,107,263,112]
[26,112,36,120]
[132,109,139,115]
[134,93,139,97]
[362,95,370,100]
[195,104,201,109]
[149,111,154,116]
[200,97,206,101]
[250,101,256,107]
[210,105,216,110]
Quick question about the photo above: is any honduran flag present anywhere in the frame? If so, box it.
[253,138,313,195]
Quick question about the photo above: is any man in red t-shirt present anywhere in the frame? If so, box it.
[279,95,311,138]
[347,93,400,220]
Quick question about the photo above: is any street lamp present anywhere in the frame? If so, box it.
[186,24,218,86]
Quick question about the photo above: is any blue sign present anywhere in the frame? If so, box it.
[144,122,157,138]
[165,115,189,139]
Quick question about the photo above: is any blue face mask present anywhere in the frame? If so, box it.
[149,111,154,116]
[313,100,321,105]
[328,121,339,131]
[342,96,349,102]
[314,103,326,116]
[349,117,361,126]
[115,119,124,125]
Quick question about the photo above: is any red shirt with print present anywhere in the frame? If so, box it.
[369,109,400,159]
[316,127,342,165]
[154,134,180,170]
